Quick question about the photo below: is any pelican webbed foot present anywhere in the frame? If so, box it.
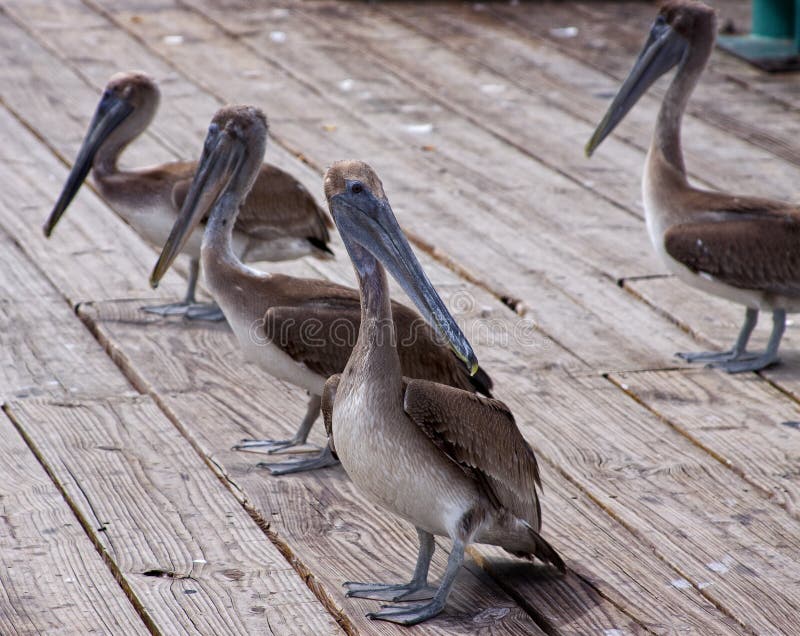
[676,349,758,363]
[344,581,436,602]
[686,308,785,375]
[367,600,447,625]
[140,301,225,321]
[234,438,321,454]
[183,303,225,322]
[675,307,767,370]
[366,535,464,626]
[349,528,460,625]
[709,352,780,374]
[257,445,339,475]
[234,394,322,457]
[143,257,224,321]
[346,528,435,601]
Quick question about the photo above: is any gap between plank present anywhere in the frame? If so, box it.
[604,372,788,517]
[520,380,760,636]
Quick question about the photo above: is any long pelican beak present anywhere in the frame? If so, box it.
[585,17,688,157]
[331,189,479,375]
[149,131,244,288]
[43,92,133,237]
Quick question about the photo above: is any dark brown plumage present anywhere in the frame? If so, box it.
[261,281,491,394]
[169,161,332,258]
[664,197,800,297]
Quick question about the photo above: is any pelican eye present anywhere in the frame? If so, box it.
[350,181,364,195]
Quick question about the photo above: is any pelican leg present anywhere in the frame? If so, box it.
[257,443,339,475]
[711,309,785,373]
[677,307,759,363]
[235,395,322,454]
[142,258,224,321]
[367,537,465,625]
[344,528,437,601]
[183,257,200,304]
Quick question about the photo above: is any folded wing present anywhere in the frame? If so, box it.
[402,379,541,531]
[665,209,800,296]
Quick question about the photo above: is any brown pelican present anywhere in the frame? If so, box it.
[44,71,332,320]
[322,160,564,625]
[149,106,492,474]
[586,1,800,373]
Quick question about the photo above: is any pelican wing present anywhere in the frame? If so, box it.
[237,164,332,244]
[262,296,492,394]
[263,302,361,379]
[402,379,541,530]
[665,204,800,296]
[172,163,332,246]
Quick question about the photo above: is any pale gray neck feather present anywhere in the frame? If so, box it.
[653,40,710,176]
[94,140,125,177]
[345,237,401,380]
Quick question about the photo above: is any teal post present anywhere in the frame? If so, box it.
[717,0,800,71]
[752,0,794,39]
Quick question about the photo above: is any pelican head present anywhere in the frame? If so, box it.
[324,160,479,375]
[43,71,160,237]
[585,1,716,156]
[150,105,267,287]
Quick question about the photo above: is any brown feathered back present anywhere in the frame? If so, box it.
[259,277,491,395]
[170,162,332,250]
[665,191,800,296]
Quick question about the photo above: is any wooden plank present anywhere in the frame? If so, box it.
[498,372,800,635]
[77,298,739,634]
[5,396,342,636]
[0,224,134,401]
[39,0,709,372]
[608,368,800,519]
[0,412,149,635]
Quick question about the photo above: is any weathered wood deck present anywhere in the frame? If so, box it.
[2,0,799,633]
